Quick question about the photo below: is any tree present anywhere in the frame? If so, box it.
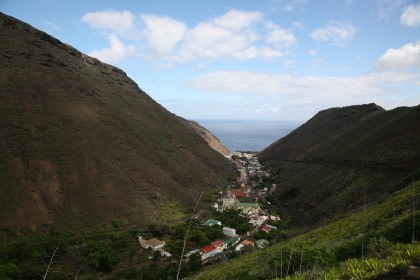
[0,263,21,279]
[87,241,117,271]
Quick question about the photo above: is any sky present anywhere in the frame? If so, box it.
[2,0,420,121]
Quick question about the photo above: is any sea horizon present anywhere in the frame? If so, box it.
[195,119,303,152]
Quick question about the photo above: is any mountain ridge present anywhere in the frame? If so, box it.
[0,12,230,230]
[259,103,420,227]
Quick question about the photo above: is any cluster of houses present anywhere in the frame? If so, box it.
[226,152,277,201]
[137,152,280,264]
[190,218,253,261]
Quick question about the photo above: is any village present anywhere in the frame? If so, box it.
[137,152,284,267]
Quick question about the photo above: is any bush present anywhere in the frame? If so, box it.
[87,240,117,271]
[0,263,21,279]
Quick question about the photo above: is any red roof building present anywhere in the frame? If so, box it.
[232,189,246,198]
[261,226,272,233]
[200,245,217,253]
[211,240,224,247]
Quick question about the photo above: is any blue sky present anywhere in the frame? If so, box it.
[2,0,420,121]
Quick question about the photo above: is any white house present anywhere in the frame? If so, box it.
[138,236,172,257]
[223,226,238,237]
[200,245,221,260]
[222,190,237,210]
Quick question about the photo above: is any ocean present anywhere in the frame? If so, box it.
[195,120,302,152]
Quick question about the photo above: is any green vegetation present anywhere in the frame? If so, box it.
[194,180,419,279]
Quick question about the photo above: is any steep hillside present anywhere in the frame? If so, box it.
[259,104,420,227]
[196,180,419,280]
[181,119,230,156]
[0,12,229,230]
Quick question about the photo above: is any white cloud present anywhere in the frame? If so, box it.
[141,14,187,56]
[89,35,136,64]
[212,10,262,30]
[266,22,297,48]
[376,42,420,69]
[81,10,135,34]
[308,49,317,56]
[310,21,357,46]
[400,4,420,27]
[186,70,420,98]
[81,9,297,65]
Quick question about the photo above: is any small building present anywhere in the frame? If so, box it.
[202,219,222,227]
[223,237,240,248]
[185,249,201,260]
[241,240,254,246]
[200,245,221,260]
[211,240,224,249]
[235,243,245,252]
[235,239,254,252]
[232,189,246,198]
[255,239,270,249]
[138,236,172,257]
[223,226,238,237]
[270,215,281,221]
[261,226,272,233]
[222,190,237,210]
[265,224,278,230]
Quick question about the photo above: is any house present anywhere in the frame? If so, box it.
[221,190,237,210]
[138,236,172,257]
[232,189,246,198]
[211,240,224,249]
[255,239,270,249]
[252,215,268,227]
[241,240,254,246]
[235,243,245,252]
[185,249,201,260]
[270,215,281,221]
[265,224,278,230]
[223,237,240,248]
[202,219,222,227]
[261,226,272,233]
[235,239,254,252]
[223,226,238,237]
[200,245,221,260]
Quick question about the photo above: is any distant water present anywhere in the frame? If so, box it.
[195,120,302,152]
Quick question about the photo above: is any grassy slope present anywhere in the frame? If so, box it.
[0,12,229,230]
[195,180,419,279]
[258,104,420,228]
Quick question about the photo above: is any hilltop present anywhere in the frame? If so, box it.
[259,103,420,227]
[0,12,230,230]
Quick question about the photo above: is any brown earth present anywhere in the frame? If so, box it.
[182,119,230,156]
[0,12,230,230]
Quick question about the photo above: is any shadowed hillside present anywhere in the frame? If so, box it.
[259,103,420,227]
[0,12,230,230]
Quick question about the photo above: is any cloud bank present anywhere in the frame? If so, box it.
[81,9,296,65]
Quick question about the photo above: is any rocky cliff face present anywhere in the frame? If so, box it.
[182,120,230,156]
[0,12,229,230]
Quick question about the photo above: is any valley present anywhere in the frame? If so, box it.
[0,10,419,280]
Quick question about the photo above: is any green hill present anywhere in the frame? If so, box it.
[0,12,229,230]
[259,104,420,228]
[196,180,419,280]
[197,104,420,279]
